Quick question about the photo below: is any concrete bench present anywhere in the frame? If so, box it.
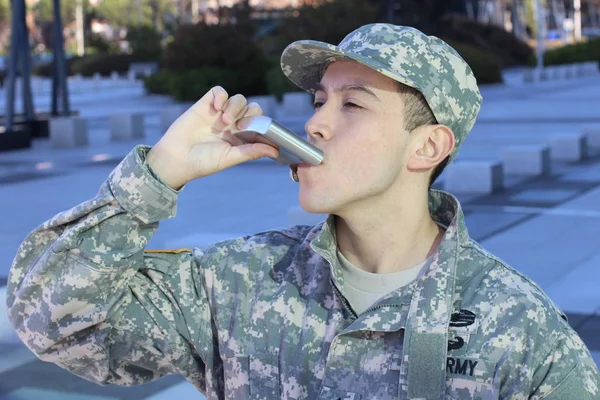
[247,95,278,118]
[523,68,550,83]
[164,232,245,251]
[548,66,562,79]
[443,160,504,194]
[287,205,327,227]
[555,64,581,79]
[49,117,88,148]
[128,61,158,79]
[502,145,551,176]
[549,133,588,162]
[33,79,47,95]
[565,64,577,79]
[68,74,82,93]
[280,92,314,117]
[578,62,598,76]
[110,113,144,141]
[582,127,600,148]
[523,69,535,83]
[90,73,101,89]
[160,104,191,134]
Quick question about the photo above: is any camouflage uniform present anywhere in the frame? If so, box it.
[6,24,600,399]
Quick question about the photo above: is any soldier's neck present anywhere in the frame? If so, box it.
[334,188,443,274]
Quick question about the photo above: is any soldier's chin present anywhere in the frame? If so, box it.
[298,190,336,215]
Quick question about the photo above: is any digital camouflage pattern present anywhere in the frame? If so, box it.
[7,145,600,399]
[280,23,483,163]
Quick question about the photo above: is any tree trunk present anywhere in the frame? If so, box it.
[149,0,159,30]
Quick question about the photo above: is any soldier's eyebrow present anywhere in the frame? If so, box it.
[315,83,381,103]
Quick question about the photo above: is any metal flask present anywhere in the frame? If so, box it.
[235,116,324,166]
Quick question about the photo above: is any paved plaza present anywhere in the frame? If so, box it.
[1,70,600,399]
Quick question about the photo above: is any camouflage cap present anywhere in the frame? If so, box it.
[280,23,483,163]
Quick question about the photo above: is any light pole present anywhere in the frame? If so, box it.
[137,0,142,25]
[192,0,199,21]
[175,0,183,23]
[75,0,84,56]
[52,0,71,116]
[535,0,545,72]
[574,0,582,41]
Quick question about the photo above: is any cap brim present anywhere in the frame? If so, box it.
[280,40,423,97]
[280,40,359,93]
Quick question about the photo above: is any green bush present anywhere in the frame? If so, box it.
[86,33,120,55]
[34,53,126,78]
[167,69,227,101]
[162,22,267,72]
[445,40,504,84]
[144,67,269,101]
[144,56,302,102]
[33,62,52,77]
[143,70,172,95]
[32,56,83,77]
[265,56,302,102]
[149,21,270,101]
[438,16,533,67]
[71,53,134,77]
[527,38,600,66]
[270,0,379,56]
[126,25,163,61]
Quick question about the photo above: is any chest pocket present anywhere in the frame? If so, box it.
[223,352,280,399]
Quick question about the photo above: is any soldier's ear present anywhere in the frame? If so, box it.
[407,125,454,172]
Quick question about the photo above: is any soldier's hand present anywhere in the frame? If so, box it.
[146,86,279,190]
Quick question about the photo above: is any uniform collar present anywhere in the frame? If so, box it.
[309,189,469,297]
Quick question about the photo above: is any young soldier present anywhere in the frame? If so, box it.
[7,24,600,399]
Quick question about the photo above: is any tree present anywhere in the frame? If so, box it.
[272,0,379,55]
[215,0,256,37]
[31,0,78,26]
[29,0,79,54]
[391,0,467,35]
[126,24,162,60]
[0,0,10,54]
[93,0,174,31]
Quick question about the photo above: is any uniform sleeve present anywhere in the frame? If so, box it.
[530,322,600,399]
[5,145,215,391]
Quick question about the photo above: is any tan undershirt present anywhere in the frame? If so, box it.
[336,249,429,315]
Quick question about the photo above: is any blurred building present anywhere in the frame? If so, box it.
[201,0,300,9]
[190,0,300,25]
